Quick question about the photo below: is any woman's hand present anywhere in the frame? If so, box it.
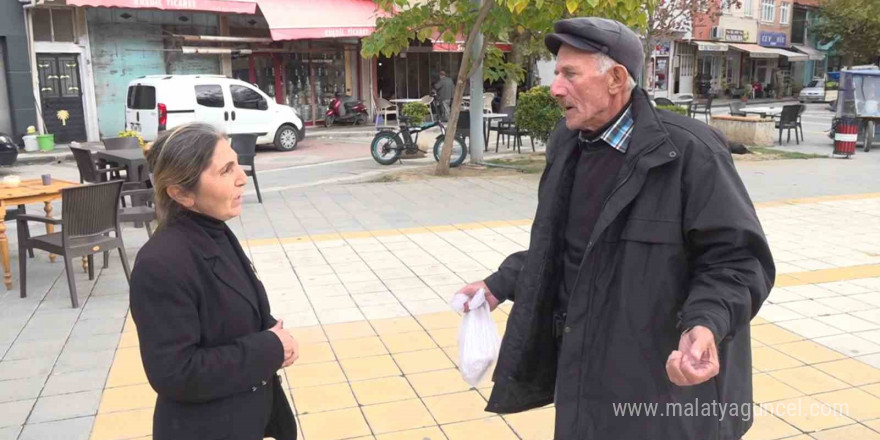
[269,320,299,367]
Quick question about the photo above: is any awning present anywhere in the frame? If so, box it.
[257,0,383,41]
[729,43,780,58]
[771,48,809,61]
[65,0,257,14]
[793,44,826,61]
[692,42,728,52]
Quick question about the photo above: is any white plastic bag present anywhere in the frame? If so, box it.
[450,288,501,387]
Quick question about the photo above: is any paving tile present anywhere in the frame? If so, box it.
[393,348,456,375]
[298,407,370,440]
[815,334,880,357]
[289,326,328,344]
[769,396,855,432]
[53,349,115,374]
[773,340,848,364]
[361,399,435,434]
[63,333,121,353]
[42,369,109,396]
[813,387,880,421]
[360,304,412,320]
[769,366,850,395]
[752,373,804,403]
[423,390,488,424]
[17,416,94,440]
[374,427,448,440]
[2,338,66,361]
[339,355,401,381]
[105,347,147,388]
[286,361,347,388]
[0,377,44,403]
[380,331,437,353]
[776,318,848,339]
[751,325,804,345]
[369,317,423,336]
[415,312,462,330]
[740,410,800,440]
[350,376,416,405]
[752,346,805,371]
[408,368,472,397]
[291,383,357,414]
[296,342,336,365]
[69,318,124,337]
[0,357,54,381]
[0,399,34,428]
[813,358,880,386]
[28,390,102,423]
[815,314,880,332]
[90,408,153,440]
[441,416,518,440]
[0,426,21,440]
[811,424,880,440]
[856,353,880,368]
[503,406,556,440]
[427,328,459,348]
[97,384,156,414]
[330,336,389,360]
[864,419,880,434]
[323,321,376,340]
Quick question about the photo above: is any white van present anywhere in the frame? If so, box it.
[125,75,304,151]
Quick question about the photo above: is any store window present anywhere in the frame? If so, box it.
[33,8,76,42]
[761,0,775,22]
[195,85,224,108]
[744,0,753,17]
[780,2,790,25]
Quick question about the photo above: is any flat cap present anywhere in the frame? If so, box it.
[545,17,643,79]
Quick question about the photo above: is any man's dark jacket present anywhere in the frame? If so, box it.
[484,89,775,440]
[130,214,296,440]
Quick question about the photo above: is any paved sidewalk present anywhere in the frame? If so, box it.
[1,181,880,439]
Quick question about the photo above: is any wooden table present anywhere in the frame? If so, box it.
[0,179,79,289]
[95,149,148,184]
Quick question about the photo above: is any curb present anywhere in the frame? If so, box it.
[15,151,73,166]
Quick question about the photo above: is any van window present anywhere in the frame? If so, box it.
[230,85,267,110]
[195,85,225,108]
[127,85,156,110]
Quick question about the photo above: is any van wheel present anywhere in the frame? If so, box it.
[274,125,299,151]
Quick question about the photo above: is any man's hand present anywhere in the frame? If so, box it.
[269,320,299,368]
[456,280,500,312]
[666,325,719,386]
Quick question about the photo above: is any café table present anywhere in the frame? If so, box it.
[741,106,782,118]
[94,149,148,184]
[483,113,509,150]
[0,179,79,289]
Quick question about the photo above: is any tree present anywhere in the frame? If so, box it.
[639,0,723,91]
[812,0,880,68]
[364,0,643,176]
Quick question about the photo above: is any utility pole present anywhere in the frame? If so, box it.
[468,0,485,163]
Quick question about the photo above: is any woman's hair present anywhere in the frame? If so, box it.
[146,123,225,227]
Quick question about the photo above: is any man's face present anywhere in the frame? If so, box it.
[550,45,614,132]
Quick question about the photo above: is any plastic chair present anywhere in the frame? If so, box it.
[494,107,534,154]
[776,105,802,145]
[18,181,132,308]
[483,92,495,113]
[797,104,806,140]
[654,97,675,107]
[374,96,398,127]
[230,134,262,204]
[729,101,747,117]
[420,95,435,121]
[690,96,714,123]
[70,146,127,184]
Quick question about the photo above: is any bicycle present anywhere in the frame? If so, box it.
[370,116,468,167]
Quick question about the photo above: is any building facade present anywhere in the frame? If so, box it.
[1,0,38,139]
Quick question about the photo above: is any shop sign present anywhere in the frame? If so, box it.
[652,41,671,56]
[759,32,787,47]
[323,27,374,38]
[724,29,746,42]
[432,42,512,52]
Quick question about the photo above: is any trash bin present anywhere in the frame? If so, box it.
[833,117,858,157]
[36,134,55,152]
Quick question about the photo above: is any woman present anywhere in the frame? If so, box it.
[130,123,299,440]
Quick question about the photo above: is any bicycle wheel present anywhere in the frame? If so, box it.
[371,131,402,165]
[432,135,467,167]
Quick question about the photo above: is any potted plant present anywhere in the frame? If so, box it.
[401,102,431,126]
[514,86,564,146]
[117,129,147,152]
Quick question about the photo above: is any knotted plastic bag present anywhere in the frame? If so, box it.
[450,289,501,387]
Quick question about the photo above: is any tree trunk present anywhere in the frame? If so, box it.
[500,32,525,109]
[643,37,654,92]
[435,0,494,176]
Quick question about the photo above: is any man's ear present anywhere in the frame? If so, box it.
[608,65,630,94]
[167,185,195,209]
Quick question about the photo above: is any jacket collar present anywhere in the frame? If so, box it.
[173,213,261,316]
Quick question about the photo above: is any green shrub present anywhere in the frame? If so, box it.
[657,105,688,116]
[402,102,430,125]
[825,81,839,90]
[514,86,563,143]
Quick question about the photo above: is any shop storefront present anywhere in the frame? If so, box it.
[648,41,673,98]
[729,42,807,97]
[693,42,728,97]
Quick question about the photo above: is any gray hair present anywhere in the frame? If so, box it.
[594,52,637,92]
[145,122,226,228]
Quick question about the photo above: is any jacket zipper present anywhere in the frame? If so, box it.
[569,138,666,435]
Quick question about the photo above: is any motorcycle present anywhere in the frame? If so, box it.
[325,93,368,127]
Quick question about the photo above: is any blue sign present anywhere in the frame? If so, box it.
[759,32,787,47]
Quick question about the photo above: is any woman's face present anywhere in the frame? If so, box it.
[190,138,248,221]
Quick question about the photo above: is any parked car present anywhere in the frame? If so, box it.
[125,75,304,151]
[0,133,19,166]
[799,78,830,103]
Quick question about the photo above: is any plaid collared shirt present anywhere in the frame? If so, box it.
[577,104,634,153]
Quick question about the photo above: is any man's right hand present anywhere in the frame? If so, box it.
[456,280,501,312]
[269,320,299,367]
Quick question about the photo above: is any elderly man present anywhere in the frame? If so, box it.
[456,17,775,439]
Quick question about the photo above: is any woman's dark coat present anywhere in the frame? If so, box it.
[130,214,296,440]
[484,89,775,440]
